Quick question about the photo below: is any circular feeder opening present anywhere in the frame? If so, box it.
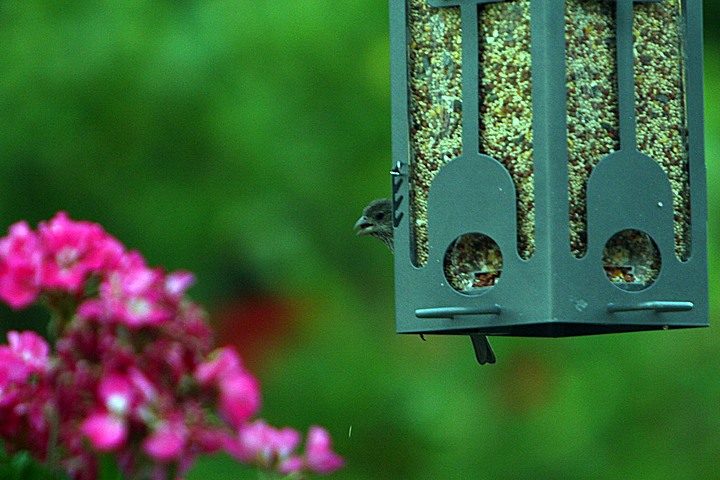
[443,233,502,295]
[603,229,661,291]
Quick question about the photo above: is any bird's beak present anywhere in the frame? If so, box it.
[354,215,374,236]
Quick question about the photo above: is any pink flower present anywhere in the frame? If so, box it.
[272,427,302,459]
[81,412,127,451]
[0,347,29,388]
[195,347,261,429]
[164,271,194,299]
[80,373,135,452]
[0,332,47,407]
[7,330,50,374]
[143,420,187,462]
[38,212,124,292]
[218,370,261,429]
[0,213,345,479]
[0,331,51,405]
[80,252,172,328]
[226,420,301,468]
[0,221,42,308]
[278,455,304,475]
[304,426,344,474]
[98,374,134,416]
[194,347,242,386]
[127,367,158,404]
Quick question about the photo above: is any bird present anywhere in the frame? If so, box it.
[354,198,394,252]
[354,198,496,365]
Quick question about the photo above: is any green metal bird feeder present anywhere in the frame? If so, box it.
[389,0,708,358]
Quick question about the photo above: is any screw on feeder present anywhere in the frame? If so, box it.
[390,161,406,176]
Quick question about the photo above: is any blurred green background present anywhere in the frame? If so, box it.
[0,1,717,479]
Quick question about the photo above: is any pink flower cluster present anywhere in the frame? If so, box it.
[0,212,343,480]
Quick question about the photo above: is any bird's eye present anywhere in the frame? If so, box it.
[375,211,385,221]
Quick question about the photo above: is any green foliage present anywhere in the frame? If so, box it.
[0,443,71,480]
[0,445,136,480]
[0,1,717,480]
[97,454,124,480]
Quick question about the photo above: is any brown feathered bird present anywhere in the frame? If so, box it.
[354,198,496,365]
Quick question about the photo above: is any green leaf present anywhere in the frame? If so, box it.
[0,442,72,480]
[98,453,124,480]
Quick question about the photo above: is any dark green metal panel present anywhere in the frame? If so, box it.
[389,0,708,342]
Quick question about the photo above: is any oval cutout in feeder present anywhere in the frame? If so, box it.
[603,229,661,291]
[443,233,502,294]
[388,0,708,363]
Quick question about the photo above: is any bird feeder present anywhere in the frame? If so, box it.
[389,0,708,357]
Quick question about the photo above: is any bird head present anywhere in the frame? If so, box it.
[354,198,394,251]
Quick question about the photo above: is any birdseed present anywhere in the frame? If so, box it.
[406,0,689,292]
[565,0,620,257]
[478,1,534,261]
[407,0,531,292]
[407,0,463,267]
[566,0,689,285]
[634,0,690,261]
